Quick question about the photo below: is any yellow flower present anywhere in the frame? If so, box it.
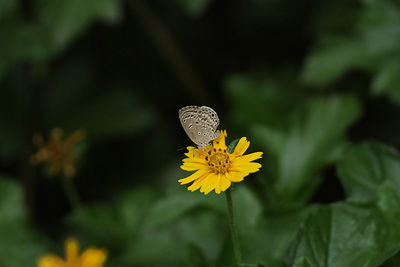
[179,130,263,194]
[37,238,107,267]
[31,128,86,178]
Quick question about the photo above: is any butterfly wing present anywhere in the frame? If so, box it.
[179,106,219,147]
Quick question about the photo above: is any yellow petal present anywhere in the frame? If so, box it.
[233,137,250,156]
[215,130,227,140]
[226,171,245,182]
[80,248,107,267]
[184,147,196,157]
[186,147,207,159]
[65,238,79,261]
[188,174,209,191]
[180,165,196,171]
[220,175,232,191]
[234,152,263,163]
[178,169,209,184]
[200,173,217,194]
[180,162,205,171]
[214,174,222,194]
[231,162,262,173]
[37,255,64,267]
[182,157,207,164]
[212,130,228,149]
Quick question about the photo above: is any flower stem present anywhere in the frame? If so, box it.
[129,0,213,104]
[62,176,81,209]
[225,189,243,265]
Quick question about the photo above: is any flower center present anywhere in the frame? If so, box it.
[207,152,230,174]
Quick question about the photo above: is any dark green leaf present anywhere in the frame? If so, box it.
[376,181,400,232]
[301,38,367,87]
[371,58,400,105]
[0,177,25,223]
[288,202,400,267]
[175,0,212,17]
[337,142,400,202]
[42,58,98,116]
[381,252,400,267]
[0,87,29,159]
[0,0,17,21]
[122,226,186,266]
[0,18,47,77]
[271,95,361,206]
[37,0,121,53]
[358,1,400,56]
[292,257,313,267]
[56,90,156,140]
[228,138,239,153]
[0,177,49,267]
[240,208,312,267]
[0,0,121,77]
[69,188,159,244]
[233,186,263,232]
[225,70,304,128]
[185,243,210,267]
[145,190,224,229]
[251,124,285,156]
[0,224,49,267]
[123,210,224,266]
[176,211,225,264]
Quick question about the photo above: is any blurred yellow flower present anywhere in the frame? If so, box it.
[37,238,107,267]
[31,128,86,178]
[179,130,263,194]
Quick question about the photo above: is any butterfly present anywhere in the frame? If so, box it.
[179,106,220,148]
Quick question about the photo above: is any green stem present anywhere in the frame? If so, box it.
[129,0,213,104]
[62,176,81,209]
[225,189,243,265]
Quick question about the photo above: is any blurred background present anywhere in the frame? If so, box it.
[1,0,400,266]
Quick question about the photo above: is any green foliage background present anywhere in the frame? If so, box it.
[1,0,400,266]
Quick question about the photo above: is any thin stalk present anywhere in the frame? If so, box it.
[225,189,243,265]
[129,0,213,104]
[23,61,47,217]
[62,176,81,210]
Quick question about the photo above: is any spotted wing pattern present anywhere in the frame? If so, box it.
[179,106,220,147]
